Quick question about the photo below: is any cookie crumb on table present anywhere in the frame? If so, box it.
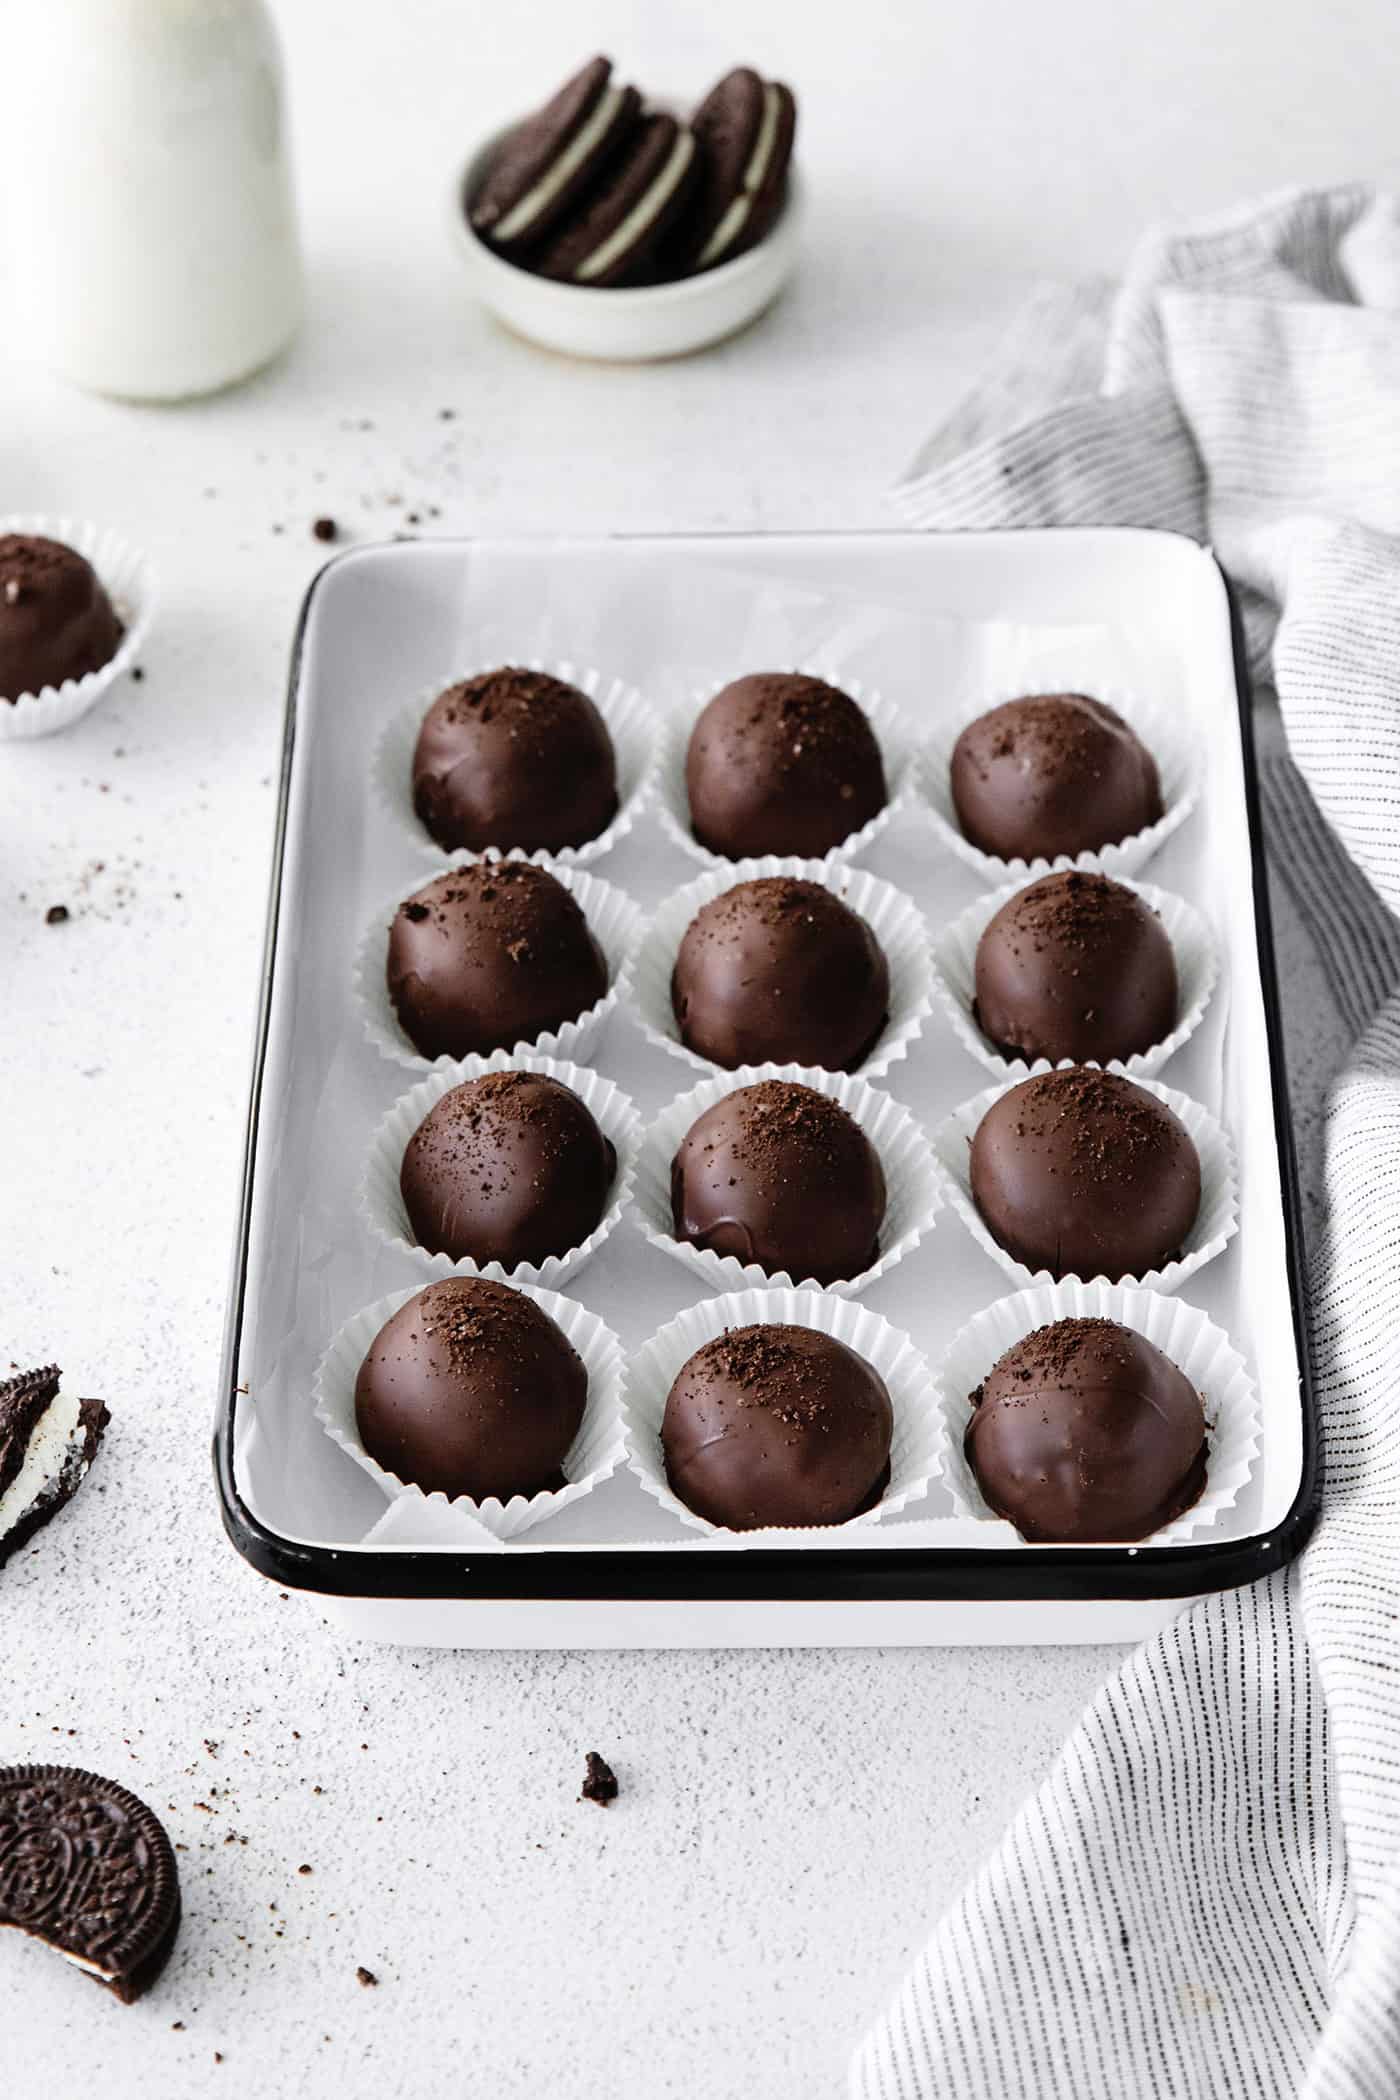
[580,1751,618,1806]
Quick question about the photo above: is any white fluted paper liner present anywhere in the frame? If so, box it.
[360,1048,641,1288]
[933,1072,1238,1294]
[635,1062,942,1299]
[917,679,1197,886]
[655,668,916,871]
[355,860,644,1073]
[363,1484,504,1551]
[622,1287,941,1537]
[930,872,1219,1083]
[0,514,156,741]
[632,855,934,1082]
[935,1279,1260,1547]
[372,657,658,869]
[313,1279,626,1542]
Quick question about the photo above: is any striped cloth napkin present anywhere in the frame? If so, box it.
[854,187,1400,2099]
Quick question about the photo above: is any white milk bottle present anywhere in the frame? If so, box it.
[4,0,303,399]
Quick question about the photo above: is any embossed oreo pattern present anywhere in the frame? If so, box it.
[0,1766,180,2000]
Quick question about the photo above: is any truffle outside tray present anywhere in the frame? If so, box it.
[215,528,1316,1648]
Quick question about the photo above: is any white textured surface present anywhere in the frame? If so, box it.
[0,0,1375,2091]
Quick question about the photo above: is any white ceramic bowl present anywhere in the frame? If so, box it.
[449,128,802,362]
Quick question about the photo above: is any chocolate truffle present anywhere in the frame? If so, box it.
[684,672,886,859]
[354,1276,586,1501]
[968,1068,1201,1279]
[950,693,1163,862]
[0,534,123,703]
[964,1316,1207,1542]
[400,1070,616,1267]
[661,1323,893,1529]
[670,1079,886,1283]
[974,870,1178,1067]
[386,862,608,1061]
[411,667,618,854]
[671,877,890,1071]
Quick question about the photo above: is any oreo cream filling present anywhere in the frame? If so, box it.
[0,1387,84,1541]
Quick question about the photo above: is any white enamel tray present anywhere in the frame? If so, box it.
[217,531,1314,1649]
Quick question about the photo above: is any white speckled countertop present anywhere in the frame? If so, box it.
[0,1,1377,2090]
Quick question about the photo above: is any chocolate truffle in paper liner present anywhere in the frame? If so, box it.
[354,1276,586,1501]
[684,672,886,860]
[661,1322,892,1529]
[401,1068,616,1267]
[0,534,123,702]
[670,1078,885,1284]
[964,1315,1207,1542]
[974,869,1178,1067]
[386,862,608,1061]
[951,692,1162,863]
[969,1068,1201,1280]
[671,876,889,1071]
[412,667,618,854]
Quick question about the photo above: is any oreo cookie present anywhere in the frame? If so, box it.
[0,1366,107,1570]
[536,113,699,286]
[684,66,797,271]
[470,56,642,255]
[0,1766,181,2000]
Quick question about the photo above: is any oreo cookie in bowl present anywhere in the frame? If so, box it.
[455,56,801,359]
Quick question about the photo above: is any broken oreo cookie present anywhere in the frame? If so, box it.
[0,1366,107,1570]
[0,1765,181,2001]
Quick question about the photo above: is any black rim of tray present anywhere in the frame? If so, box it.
[212,530,1321,1605]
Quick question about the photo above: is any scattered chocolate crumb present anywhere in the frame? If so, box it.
[356,1967,378,1988]
[130,665,145,682]
[579,1752,618,1807]
[312,518,339,544]
[171,2022,185,2032]
[45,904,69,925]
[298,1863,313,1875]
